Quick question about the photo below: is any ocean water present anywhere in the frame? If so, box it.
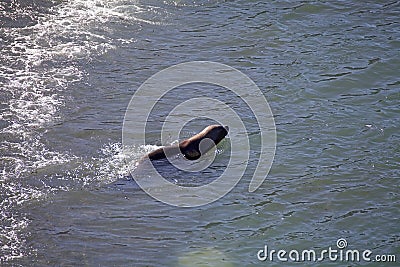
[1,0,399,265]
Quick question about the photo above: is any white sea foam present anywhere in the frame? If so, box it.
[0,0,169,262]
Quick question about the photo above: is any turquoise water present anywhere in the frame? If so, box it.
[1,0,399,265]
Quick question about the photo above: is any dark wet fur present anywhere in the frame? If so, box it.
[146,125,228,161]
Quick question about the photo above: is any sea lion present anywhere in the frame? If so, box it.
[145,125,229,161]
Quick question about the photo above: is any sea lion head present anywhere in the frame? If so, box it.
[181,125,229,160]
[202,125,229,145]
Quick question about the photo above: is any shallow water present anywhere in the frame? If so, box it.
[1,0,399,265]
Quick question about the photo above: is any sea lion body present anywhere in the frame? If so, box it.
[146,125,228,161]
